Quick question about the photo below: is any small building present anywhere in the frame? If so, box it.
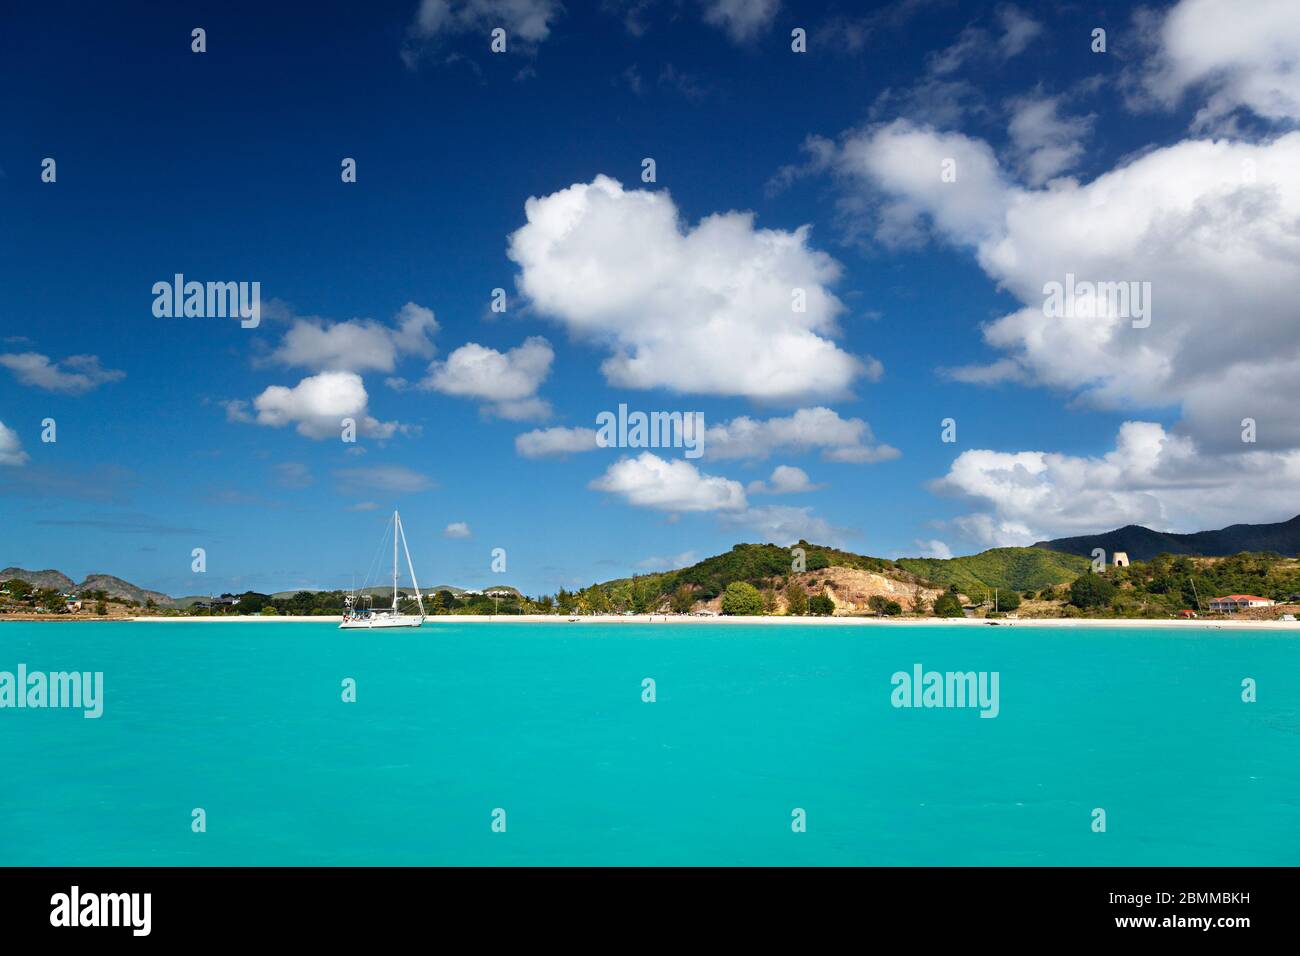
[1111,551,1129,567]
[64,599,83,613]
[1208,594,1276,612]
[1177,609,1197,619]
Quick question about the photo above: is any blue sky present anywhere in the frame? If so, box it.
[3,0,1299,597]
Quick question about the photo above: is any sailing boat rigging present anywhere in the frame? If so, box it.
[340,510,426,629]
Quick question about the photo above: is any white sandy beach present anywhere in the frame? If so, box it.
[121,613,1300,631]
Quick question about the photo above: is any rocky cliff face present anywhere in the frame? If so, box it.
[696,567,960,615]
[0,567,76,591]
[0,567,178,607]
[77,574,178,607]
[793,567,954,614]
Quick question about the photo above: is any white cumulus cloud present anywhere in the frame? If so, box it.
[269,302,438,373]
[0,420,29,466]
[932,422,1300,548]
[1141,0,1300,129]
[747,465,820,495]
[239,371,402,440]
[831,120,1300,453]
[508,175,868,401]
[706,407,899,463]
[589,452,747,512]
[421,336,553,420]
[515,425,599,458]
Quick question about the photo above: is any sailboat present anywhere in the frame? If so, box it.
[340,510,426,629]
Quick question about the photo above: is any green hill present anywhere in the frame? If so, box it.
[575,541,1090,612]
[1113,551,1300,612]
[613,542,894,600]
[896,548,1091,595]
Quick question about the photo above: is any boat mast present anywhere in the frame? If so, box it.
[396,512,426,617]
[392,510,399,611]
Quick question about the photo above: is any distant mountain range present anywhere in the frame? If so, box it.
[0,568,75,592]
[0,568,180,608]
[1034,515,1300,562]
[1,567,504,608]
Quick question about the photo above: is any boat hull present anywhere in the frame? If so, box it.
[339,614,425,629]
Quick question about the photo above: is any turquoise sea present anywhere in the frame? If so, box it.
[1,621,1297,866]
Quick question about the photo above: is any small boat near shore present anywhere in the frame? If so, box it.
[340,510,425,629]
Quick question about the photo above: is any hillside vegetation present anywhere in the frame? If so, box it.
[896,548,1091,595]
[566,542,901,612]
[1100,552,1300,614]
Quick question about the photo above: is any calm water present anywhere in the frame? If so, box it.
[1,621,1297,866]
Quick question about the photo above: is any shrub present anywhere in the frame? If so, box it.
[932,593,964,618]
[1069,573,1116,609]
[868,595,903,616]
[808,594,835,616]
[670,584,695,614]
[784,583,809,616]
[721,582,764,616]
[995,590,1021,612]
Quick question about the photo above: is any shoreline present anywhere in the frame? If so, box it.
[1,613,1288,630]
